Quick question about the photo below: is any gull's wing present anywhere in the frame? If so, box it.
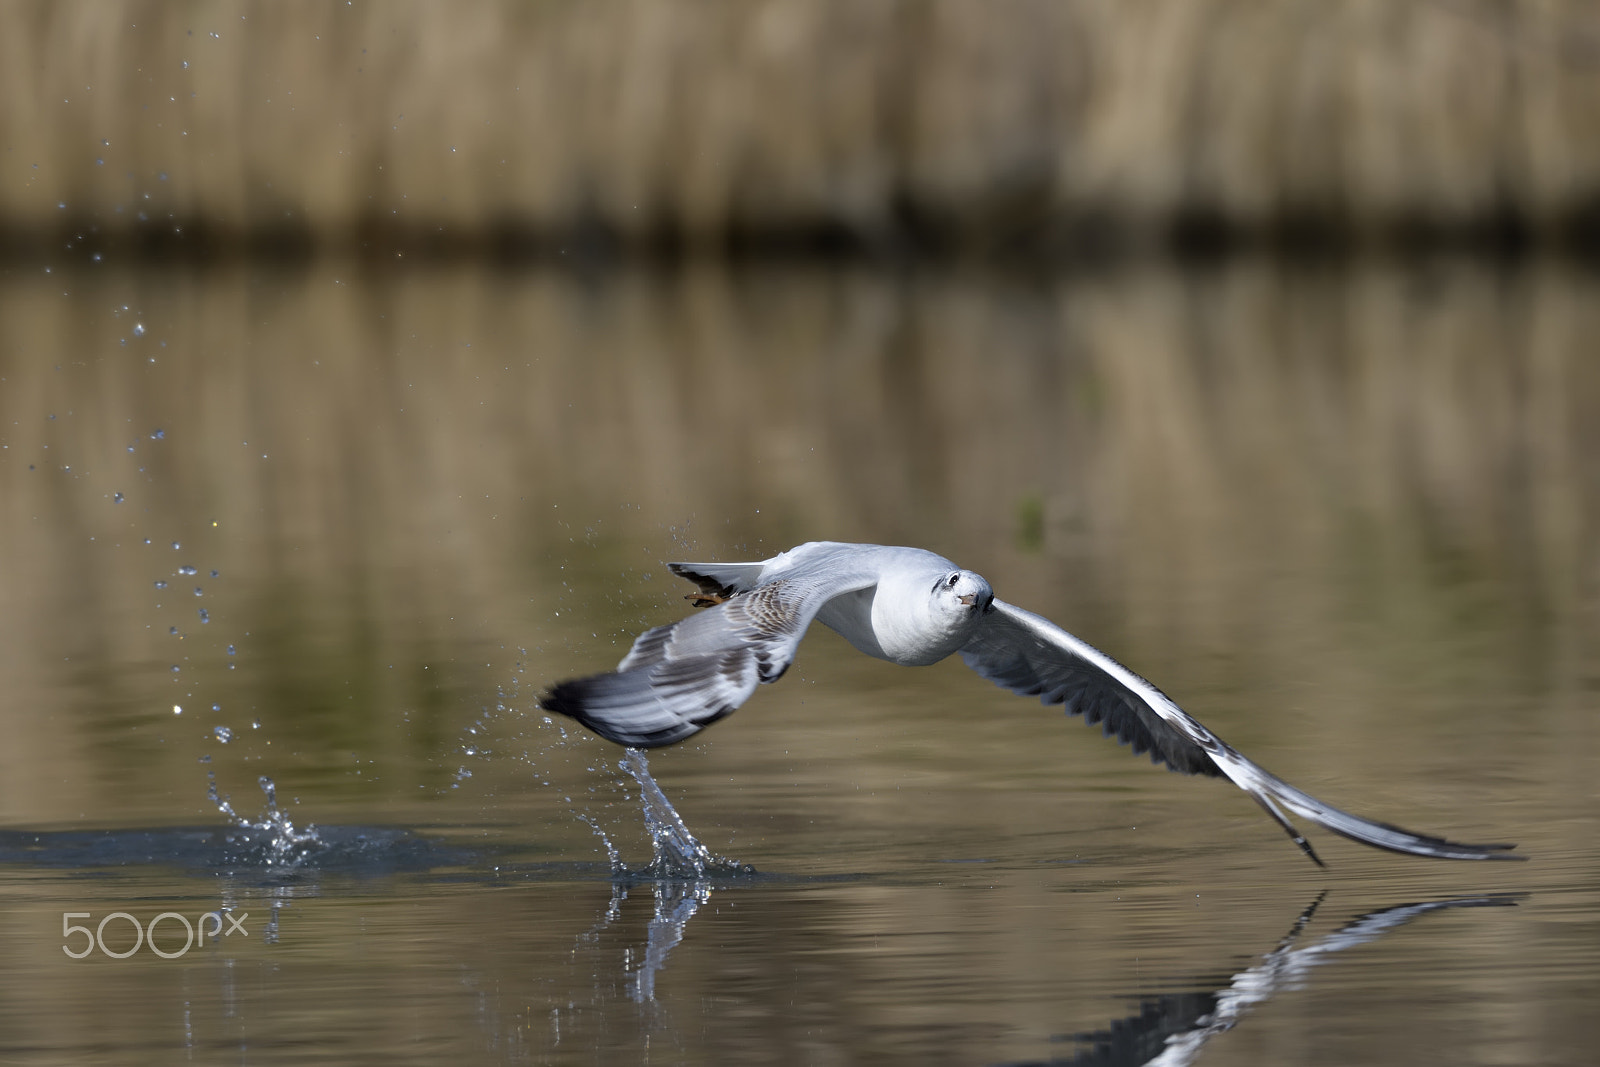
[666,560,769,601]
[961,599,1522,864]
[541,571,876,748]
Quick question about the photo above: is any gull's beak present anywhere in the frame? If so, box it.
[958,594,977,606]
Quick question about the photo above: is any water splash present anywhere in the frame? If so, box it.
[207,773,325,869]
[576,814,621,871]
[618,749,745,879]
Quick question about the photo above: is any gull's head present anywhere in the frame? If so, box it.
[931,569,994,618]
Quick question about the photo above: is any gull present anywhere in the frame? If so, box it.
[541,542,1520,865]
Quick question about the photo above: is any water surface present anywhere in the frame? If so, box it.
[0,260,1593,1065]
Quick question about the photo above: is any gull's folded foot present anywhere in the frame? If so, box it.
[685,592,730,608]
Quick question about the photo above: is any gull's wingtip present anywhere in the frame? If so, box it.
[1317,823,1527,862]
[1474,843,1527,860]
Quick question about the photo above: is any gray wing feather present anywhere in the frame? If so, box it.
[543,572,875,748]
[963,600,1521,863]
[961,600,1222,777]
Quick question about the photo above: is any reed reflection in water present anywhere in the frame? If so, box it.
[0,259,1594,1063]
[0,260,1591,829]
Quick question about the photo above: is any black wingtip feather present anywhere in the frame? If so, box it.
[666,563,742,600]
[1316,821,1527,862]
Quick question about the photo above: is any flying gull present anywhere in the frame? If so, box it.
[541,542,1520,865]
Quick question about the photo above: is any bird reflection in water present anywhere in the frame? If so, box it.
[1001,893,1522,1067]
[596,748,751,1003]
[581,747,1521,1046]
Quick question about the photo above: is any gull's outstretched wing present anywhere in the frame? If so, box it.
[542,571,876,748]
[666,560,769,601]
[961,599,1522,864]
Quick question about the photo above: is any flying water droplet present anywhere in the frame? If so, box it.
[214,726,233,743]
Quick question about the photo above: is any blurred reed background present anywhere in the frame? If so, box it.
[4,0,1600,259]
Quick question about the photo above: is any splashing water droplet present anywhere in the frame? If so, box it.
[619,749,744,878]
[132,323,145,336]
[208,774,325,869]
[214,726,233,743]
[113,492,124,503]
[154,580,167,589]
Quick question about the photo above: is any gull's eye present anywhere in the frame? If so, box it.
[946,573,960,588]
